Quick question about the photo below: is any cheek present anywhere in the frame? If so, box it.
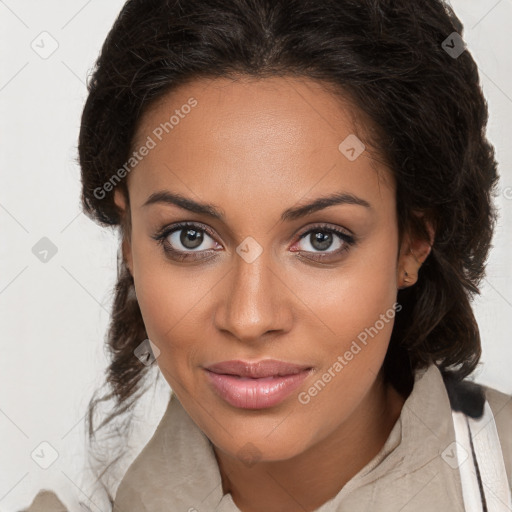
[297,269,399,438]
[299,231,399,384]
[293,230,398,341]
[129,238,191,363]
[135,270,198,354]
[135,273,202,392]
[344,224,399,318]
[131,229,191,332]
[131,250,214,394]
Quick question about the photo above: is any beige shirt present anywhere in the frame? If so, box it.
[24,364,512,511]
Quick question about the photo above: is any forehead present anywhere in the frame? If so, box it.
[127,76,393,213]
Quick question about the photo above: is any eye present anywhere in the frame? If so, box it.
[152,222,356,263]
[292,224,356,260]
[152,222,220,261]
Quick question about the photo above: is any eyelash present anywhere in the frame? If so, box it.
[151,221,356,263]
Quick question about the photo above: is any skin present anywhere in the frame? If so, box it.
[114,75,433,512]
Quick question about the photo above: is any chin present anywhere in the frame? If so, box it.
[212,428,311,465]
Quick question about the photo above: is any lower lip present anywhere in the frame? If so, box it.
[204,368,312,409]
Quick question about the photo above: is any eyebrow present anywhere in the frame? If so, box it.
[142,190,372,222]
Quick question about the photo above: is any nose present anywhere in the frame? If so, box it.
[214,246,293,343]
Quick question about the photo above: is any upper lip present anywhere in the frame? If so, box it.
[204,359,312,378]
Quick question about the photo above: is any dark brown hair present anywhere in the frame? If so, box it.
[78,0,499,504]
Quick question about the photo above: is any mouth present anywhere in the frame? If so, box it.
[203,359,313,409]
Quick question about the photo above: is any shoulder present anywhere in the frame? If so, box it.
[19,490,68,512]
[443,372,512,488]
[481,383,512,488]
[440,370,512,486]
[18,489,99,512]
[483,382,512,423]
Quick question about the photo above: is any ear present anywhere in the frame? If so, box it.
[114,188,134,277]
[397,216,434,290]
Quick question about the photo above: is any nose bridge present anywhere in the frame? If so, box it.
[217,240,286,340]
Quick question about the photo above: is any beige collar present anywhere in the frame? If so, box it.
[113,364,456,512]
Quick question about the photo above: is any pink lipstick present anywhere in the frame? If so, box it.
[204,359,313,409]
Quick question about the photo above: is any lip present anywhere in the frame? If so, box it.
[205,359,312,378]
[204,359,313,409]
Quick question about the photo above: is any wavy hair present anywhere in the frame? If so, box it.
[78,0,499,504]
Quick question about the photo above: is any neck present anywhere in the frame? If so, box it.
[212,372,406,512]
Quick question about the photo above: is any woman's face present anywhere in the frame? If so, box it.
[115,76,408,462]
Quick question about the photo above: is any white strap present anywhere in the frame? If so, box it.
[452,409,484,511]
[452,401,512,512]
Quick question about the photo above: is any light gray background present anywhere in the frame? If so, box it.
[1,1,511,511]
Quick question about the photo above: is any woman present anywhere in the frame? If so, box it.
[24,0,511,510]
